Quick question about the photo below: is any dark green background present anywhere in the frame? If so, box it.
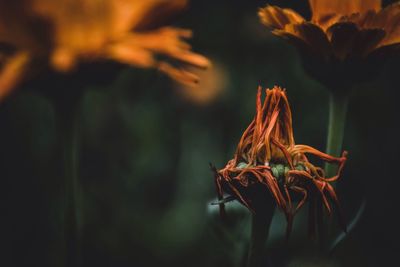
[1,0,399,266]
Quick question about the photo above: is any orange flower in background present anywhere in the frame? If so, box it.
[259,0,400,88]
[213,87,347,236]
[0,0,210,100]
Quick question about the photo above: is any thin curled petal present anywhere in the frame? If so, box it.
[289,144,346,163]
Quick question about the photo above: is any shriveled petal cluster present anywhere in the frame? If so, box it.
[0,0,210,100]
[258,0,400,88]
[215,87,347,236]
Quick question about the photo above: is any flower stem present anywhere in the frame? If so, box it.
[246,206,275,267]
[57,98,83,267]
[325,91,349,177]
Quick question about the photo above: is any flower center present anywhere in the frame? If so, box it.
[270,162,305,180]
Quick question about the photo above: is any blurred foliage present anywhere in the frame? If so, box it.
[1,0,400,267]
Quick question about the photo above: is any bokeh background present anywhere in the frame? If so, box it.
[1,0,400,266]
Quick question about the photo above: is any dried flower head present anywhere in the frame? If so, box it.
[0,0,210,100]
[259,0,400,89]
[213,86,347,236]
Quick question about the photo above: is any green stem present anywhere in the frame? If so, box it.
[325,91,349,177]
[246,206,275,267]
[58,102,82,267]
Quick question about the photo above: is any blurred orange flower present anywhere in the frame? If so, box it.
[0,0,210,100]
[214,87,347,236]
[259,0,400,88]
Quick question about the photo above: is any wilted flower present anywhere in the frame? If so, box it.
[213,86,347,236]
[0,0,210,100]
[259,0,400,89]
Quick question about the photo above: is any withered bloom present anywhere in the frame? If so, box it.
[214,87,347,236]
[0,0,210,100]
[259,0,400,89]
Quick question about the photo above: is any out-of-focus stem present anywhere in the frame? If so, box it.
[246,206,274,267]
[325,91,349,177]
[57,97,82,267]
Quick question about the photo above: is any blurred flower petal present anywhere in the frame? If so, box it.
[0,51,30,100]
[177,61,227,104]
[158,62,200,86]
[0,0,210,101]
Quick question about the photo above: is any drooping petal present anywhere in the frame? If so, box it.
[274,22,332,61]
[289,145,346,164]
[327,22,359,60]
[325,182,347,232]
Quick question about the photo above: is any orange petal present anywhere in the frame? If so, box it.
[0,51,30,101]
[309,0,381,26]
[259,5,305,30]
[51,47,78,72]
[168,51,211,70]
[133,0,188,31]
[110,0,187,33]
[122,28,210,69]
[290,144,345,164]
[158,61,200,86]
[106,43,155,68]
